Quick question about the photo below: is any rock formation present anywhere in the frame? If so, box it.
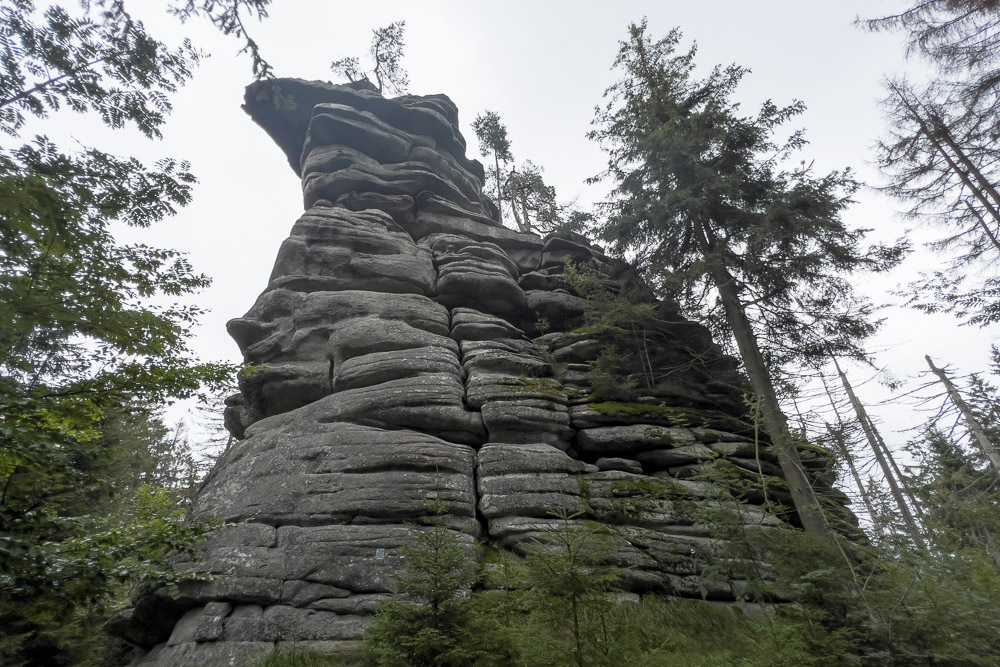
[114,79,854,666]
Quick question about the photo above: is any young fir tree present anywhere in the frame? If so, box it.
[363,495,513,667]
[589,22,905,536]
[908,428,1000,565]
[519,510,623,667]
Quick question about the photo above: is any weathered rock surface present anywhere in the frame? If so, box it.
[118,79,854,665]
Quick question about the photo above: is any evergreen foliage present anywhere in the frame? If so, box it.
[358,493,1000,666]
[472,110,590,234]
[588,21,905,536]
[363,496,514,667]
[863,1,1000,122]
[4,6,1000,665]
[561,260,657,396]
[590,21,903,370]
[472,110,513,226]
[517,511,623,667]
[250,646,357,666]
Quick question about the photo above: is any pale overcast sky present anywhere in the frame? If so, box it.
[44,1,995,449]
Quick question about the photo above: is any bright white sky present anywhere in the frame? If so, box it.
[39,1,996,461]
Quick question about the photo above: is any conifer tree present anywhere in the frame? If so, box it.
[520,511,621,667]
[331,21,409,95]
[830,362,926,550]
[589,22,905,535]
[863,1,1000,127]
[364,496,513,667]
[925,355,1000,475]
[472,110,515,227]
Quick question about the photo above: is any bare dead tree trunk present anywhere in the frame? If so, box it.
[494,154,504,225]
[925,354,1000,476]
[819,374,882,529]
[833,359,927,551]
[519,183,532,234]
[890,83,1000,234]
[931,114,1000,216]
[867,405,925,520]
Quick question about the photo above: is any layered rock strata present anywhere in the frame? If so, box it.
[116,79,852,665]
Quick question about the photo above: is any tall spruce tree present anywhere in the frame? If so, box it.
[589,22,905,535]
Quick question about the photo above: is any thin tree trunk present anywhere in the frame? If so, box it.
[505,170,534,234]
[865,403,924,520]
[519,180,532,233]
[789,396,810,439]
[493,154,503,224]
[826,422,881,528]
[509,191,523,230]
[710,267,828,536]
[927,129,1000,231]
[925,354,1000,476]
[629,323,654,387]
[819,374,881,527]
[930,115,1000,216]
[571,594,582,667]
[833,359,927,551]
[892,84,1000,232]
[965,200,1000,255]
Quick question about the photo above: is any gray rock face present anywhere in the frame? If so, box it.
[119,80,853,665]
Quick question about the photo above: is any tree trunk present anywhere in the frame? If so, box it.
[930,115,1000,217]
[710,267,829,536]
[865,403,924,520]
[926,126,1000,232]
[509,187,523,230]
[925,354,1000,476]
[520,188,532,234]
[892,84,1000,233]
[493,154,503,224]
[833,359,927,551]
[964,200,1000,255]
[819,374,882,528]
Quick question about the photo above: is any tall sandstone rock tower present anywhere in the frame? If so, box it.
[115,80,852,665]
